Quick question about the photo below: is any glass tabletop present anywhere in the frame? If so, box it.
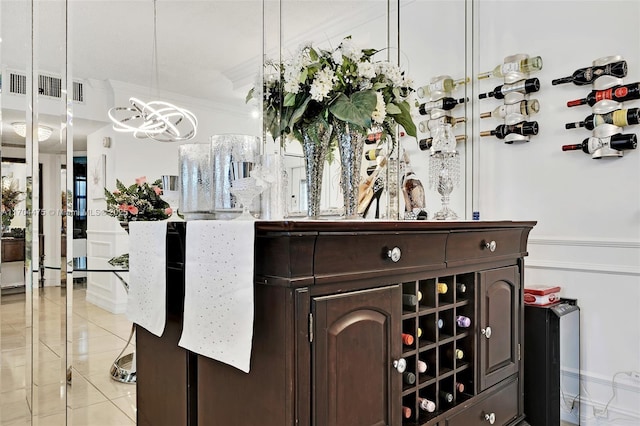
[70,257,129,273]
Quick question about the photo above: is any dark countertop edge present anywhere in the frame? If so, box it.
[253,220,537,233]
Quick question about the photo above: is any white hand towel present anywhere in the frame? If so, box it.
[179,220,255,373]
[126,221,168,337]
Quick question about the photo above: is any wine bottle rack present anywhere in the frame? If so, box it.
[400,271,476,424]
[478,53,542,144]
[565,55,637,159]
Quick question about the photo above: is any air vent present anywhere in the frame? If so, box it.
[7,70,84,103]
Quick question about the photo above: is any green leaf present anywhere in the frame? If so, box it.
[389,100,417,138]
[385,102,401,115]
[288,96,312,129]
[284,92,297,107]
[372,82,387,91]
[329,91,377,129]
[245,88,254,103]
[309,47,318,61]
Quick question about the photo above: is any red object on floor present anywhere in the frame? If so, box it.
[524,285,561,306]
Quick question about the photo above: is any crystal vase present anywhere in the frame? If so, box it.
[333,121,366,219]
[300,119,333,219]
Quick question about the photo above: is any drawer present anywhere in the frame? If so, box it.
[314,231,447,281]
[446,229,524,266]
[446,377,518,426]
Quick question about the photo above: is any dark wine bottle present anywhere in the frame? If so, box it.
[402,294,418,307]
[565,108,640,130]
[456,283,467,294]
[561,133,637,154]
[418,134,466,151]
[479,121,539,139]
[439,390,454,403]
[567,83,640,107]
[403,371,416,385]
[448,348,464,360]
[552,60,627,85]
[418,97,468,115]
[364,148,383,161]
[366,132,382,144]
[478,78,540,100]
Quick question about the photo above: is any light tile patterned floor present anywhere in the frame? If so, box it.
[1,284,136,425]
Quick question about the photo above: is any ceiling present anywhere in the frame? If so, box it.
[1,0,388,153]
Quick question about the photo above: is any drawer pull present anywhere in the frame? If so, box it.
[481,326,492,339]
[484,412,496,424]
[387,247,402,262]
[484,240,497,252]
[393,358,407,373]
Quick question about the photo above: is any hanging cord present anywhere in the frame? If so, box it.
[151,0,160,91]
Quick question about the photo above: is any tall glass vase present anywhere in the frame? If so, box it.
[300,119,333,219]
[334,121,366,219]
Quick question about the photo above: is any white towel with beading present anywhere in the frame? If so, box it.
[178,220,255,373]
[126,221,167,337]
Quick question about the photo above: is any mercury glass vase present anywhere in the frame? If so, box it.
[333,121,366,219]
[300,119,333,219]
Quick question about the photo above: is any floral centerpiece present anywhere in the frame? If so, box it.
[2,177,24,231]
[104,176,172,224]
[248,36,416,217]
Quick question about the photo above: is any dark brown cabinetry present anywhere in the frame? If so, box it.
[137,220,534,426]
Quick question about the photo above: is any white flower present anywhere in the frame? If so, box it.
[371,92,387,124]
[340,38,363,62]
[376,62,405,87]
[331,49,344,65]
[357,61,376,79]
[309,68,336,101]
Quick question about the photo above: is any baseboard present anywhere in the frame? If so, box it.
[85,290,127,314]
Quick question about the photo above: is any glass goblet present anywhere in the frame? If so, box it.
[230,177,264,220]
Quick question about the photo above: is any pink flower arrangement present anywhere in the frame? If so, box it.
[104,177,172,222]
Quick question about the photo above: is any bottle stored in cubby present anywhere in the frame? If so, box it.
[437,283,448,294]
[418,97,468,115]
[417,360,428,373]
[565,108,640,130]
[439,390,454,403]
[561,133,637,153]
[478,78,540,100]
[552,60,627,86]
[456,315,471,328]
[448,348,464,360]
[402,406,412,419]
[402,333,415,345]
[417,77,470,98]
[417,327,423,338]
[418,134,466,151]
[418,397,436,412]
[418,115,466,133]
[480,99,540,119]
[403,371,416,385]
[567,83,640,107]
[437,318,445,329]
[456,283,467,294]
[478,56,543,80]
[455,382,465,393]
[480,121,539,139]
[403,293,419,307]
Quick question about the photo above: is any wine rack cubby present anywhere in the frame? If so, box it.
[400,271,476,424]
[560,55,638,158]
[478,53,542,143]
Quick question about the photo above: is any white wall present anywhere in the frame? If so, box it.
[476,1,640,424]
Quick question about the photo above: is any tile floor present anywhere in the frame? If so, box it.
[1,284,136,425]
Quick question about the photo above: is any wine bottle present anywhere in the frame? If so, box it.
[552,60,627,85]
[567,83,640,107]
[403,371,416,385]
[402,333,414,345]
[437,283,448,294]
[456,315,471,328]
[402,406,412,419]
[455,382,465,393]
[561,133,637,154]
[448,348,464,360]
[417,290,423,301]
[439,390,454,403]
[417,360,428,373]
[478,78,540,100]
[417,327,423,338]
[479,121,539,139]
[364,148,383,161]
[418,397,436,412]
[418,97,468,115]
[437,319,444,329]
[456,283,467,294]
[478,56,543,80]
[480,99,540,119]
[417,77,470,98]
[401,154,426,214]
[403,294,418,307]
[565,108,640,130]
[418,134,466,151]
[418,115,466,133]
[366,132,382,144]
[365,165,377,176]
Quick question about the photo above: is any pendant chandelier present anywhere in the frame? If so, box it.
[108,0,197,142]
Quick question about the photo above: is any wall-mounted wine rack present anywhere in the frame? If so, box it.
[400,272,475,424]
[560,55,638,159]
[477,53,542,144]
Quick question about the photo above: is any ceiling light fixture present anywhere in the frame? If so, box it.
[107,0,197,142]
[11,122,54,142]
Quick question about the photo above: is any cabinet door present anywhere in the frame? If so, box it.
[313,285,401,426]
[478,266,520,390]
